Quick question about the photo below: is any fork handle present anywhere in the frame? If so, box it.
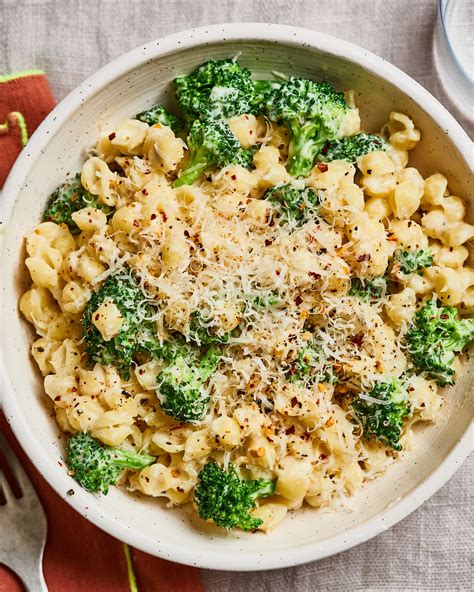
[20,566,48,592]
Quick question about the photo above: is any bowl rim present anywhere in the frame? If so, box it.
[1,22,473,572]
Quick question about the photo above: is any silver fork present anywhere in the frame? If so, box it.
[0,431,48,591]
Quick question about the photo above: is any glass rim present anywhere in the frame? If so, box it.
[438,0,474,86]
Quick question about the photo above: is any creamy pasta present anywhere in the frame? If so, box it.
[19,60,474,533]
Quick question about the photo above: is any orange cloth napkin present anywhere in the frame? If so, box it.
[0,70,55,187]
[0,70,204,592]
[0,415,203,592]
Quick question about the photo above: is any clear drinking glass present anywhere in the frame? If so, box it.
[434,0,474,117]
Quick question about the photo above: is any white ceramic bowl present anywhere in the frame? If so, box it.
[1,23,473,571]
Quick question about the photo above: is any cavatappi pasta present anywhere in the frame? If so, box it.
[20,66,474,533]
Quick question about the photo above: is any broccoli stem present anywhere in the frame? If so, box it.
[66,432,155,494]
[109,448,156,470]
[251,480,275,499]
[173,159,209,187]
[287,121,324,177]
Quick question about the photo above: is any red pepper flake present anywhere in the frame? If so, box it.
[150,213,157,220]
[294,295,303,306]
[350,334,365,347]
[231,174,237,181]
[440,314,449,320]
[357,254,371,262]
[133,219,141,227]
[264,239,272,246]
[108,132,116,141]
[290,396,299,408]
[285,425,296,435]
[161,212,168,222]
[309,272,321,280]
[317,163,328,172]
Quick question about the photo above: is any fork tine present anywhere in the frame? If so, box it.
[0,431,39,501]
[0,469,15,504]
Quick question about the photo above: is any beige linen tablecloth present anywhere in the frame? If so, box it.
[1,1,472,590]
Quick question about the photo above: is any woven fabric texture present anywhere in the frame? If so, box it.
[1,1,472,591]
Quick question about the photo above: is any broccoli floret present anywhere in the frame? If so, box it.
[66,432,155,494]
[350,379,410,450]
[43,174,111,233]
[195,463,275,531]
[188,311,232,345]
[393,249,433,275]
[82,272,165,377]
[173,118,253,187]
[321,133,387,164]
[406,300,474,385]
[264,77,350,177]
[349,277,389,300]
[286,339,336,384]
[252,290,282,310]
[174,59,255,124]
[136,104,182,133]
[157,347,221,422]
[264,184,321,226]
[252,80,282,112]
[158,338,195,362]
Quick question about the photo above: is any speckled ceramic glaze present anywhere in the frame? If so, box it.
[1,24,473,571]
